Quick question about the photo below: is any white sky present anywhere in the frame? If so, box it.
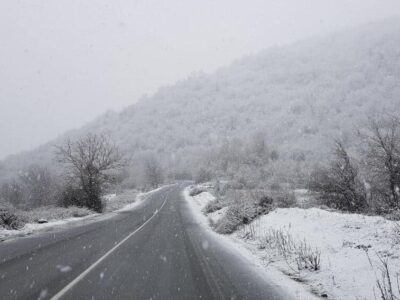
[1,0,400,159]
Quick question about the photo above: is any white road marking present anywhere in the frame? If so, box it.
[50,194,169,300]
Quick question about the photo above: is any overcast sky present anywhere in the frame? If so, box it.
[1,0,400,159]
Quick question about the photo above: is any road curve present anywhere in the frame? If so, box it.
[0,184,292,300]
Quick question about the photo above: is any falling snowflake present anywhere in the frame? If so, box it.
[202,240,209,250]
[56,265,72,273]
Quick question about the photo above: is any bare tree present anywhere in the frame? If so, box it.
[309,140,367,212]
[365,116,400,209]
[55,134,124,212]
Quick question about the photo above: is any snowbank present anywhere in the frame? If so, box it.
[184,186,400,300]
[238,208,400,299]
[183,187,319,300]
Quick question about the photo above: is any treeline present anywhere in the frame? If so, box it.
[2,114,398,219]
[309,115,400,214]
[0,129,298,215]
[0,164,59,209]
[190,132,306,191]
[0,134,164,214]
[1,20,399,206]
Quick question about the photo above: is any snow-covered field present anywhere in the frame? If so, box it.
[184,186,400,300]
[0,189,150,241]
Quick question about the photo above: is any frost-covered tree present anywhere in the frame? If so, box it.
[55,134,124,212]
[364,116,400,209]
[310,141,367,212]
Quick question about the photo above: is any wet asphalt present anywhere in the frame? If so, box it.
[0,184,291,300]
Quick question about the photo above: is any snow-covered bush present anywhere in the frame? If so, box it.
[271,189,297,208]
[295,240,321,271]
[256,228,321,273]
[0,200,24,229]
[60,185,87,208]
[215,201,257,234]
[212,187,296,234]
[188,186,206,197]
[364,116,400,210]
[309,141,367,212]
[386,209,400,221]
[257,194,274,207]
[203,198,224,214]
[235,188,294,210]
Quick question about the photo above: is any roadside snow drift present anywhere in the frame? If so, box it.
[184,186,400,300]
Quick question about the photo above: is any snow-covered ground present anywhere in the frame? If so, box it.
[0,188,156,241]
[183,188,319,300]
[184,186,400,300]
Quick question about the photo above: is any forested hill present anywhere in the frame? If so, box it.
[1,18,400,183]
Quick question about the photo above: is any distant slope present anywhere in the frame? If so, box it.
[1,18,400,181]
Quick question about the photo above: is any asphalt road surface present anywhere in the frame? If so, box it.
[0,184,292,300]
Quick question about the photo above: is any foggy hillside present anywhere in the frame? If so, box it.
[1,18,400,182]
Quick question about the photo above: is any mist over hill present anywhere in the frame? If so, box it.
[1,18,400,187]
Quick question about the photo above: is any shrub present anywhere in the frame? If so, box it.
[295,240,321,271]
[215,202,257,234]
[258,228,321,273]
[0,200,24,230]
[364,116,400,210]
[60,185,87,208]
[259,196,273,207]
[249,190,274,215]
[273,190,297,208]
[386,209,400,221]
[203,199,224,214]
[188,186,206,197]
[60,184,104,213]
[213,188,289,234]
[214,206,241,234]
[309,141,367,212]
